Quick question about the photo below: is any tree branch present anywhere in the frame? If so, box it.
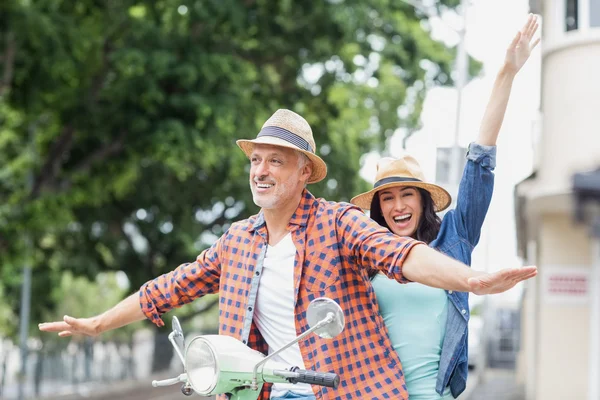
[0,234,8,252]
[88,40,112,106]
[0,32,16,98]
[48,130,128,194]
[30,125,75,199]
[30,22,127,198]
[87,18,128,106]
[71,132,127,176]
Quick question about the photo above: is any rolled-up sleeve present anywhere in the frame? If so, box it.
[451,142,497,247]
[336,205,423,283]
[139,237,223,326]
[466,141,496,170]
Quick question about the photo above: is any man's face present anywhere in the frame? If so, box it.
[249,144,312,209]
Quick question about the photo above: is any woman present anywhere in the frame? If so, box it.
[350,15,539,399]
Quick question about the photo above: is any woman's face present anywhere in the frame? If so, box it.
[378,186,423,238]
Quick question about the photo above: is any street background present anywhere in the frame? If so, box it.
[3,0,599,399]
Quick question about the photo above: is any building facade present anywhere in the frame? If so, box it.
[515,1,600,399]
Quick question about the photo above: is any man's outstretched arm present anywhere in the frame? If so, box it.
[39,293,145,337]
[39,234,224,337]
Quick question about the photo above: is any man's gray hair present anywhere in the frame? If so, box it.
[297,151,312,187]
[297,152,311,168]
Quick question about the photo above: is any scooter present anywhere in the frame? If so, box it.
[151,297,344,399]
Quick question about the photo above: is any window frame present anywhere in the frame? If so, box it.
[561,0,597,33]
[544,0,600,56]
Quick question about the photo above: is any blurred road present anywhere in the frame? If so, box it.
[92,385,182,400]
[42,376,215,400]
[39,368,521,400]
[465,368,524,400]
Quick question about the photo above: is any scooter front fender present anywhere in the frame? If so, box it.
[226,384,263,400]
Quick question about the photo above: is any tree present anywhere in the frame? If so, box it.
[0,0,479,371]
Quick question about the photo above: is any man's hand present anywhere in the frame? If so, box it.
[468,266,537,295]
[504,14,540,74]
[38,293,147,338]
[39,315,100,338]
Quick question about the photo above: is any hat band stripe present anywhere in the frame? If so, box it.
[257,126,314,153]
[374,176,422,188]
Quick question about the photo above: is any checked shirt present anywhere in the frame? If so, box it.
[140,189,421,399]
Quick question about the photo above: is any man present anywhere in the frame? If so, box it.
[39,109,536,400]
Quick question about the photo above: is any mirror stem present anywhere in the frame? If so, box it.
[169,331,186,367]
[250,312,334,390]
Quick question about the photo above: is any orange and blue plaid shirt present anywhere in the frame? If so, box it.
[140,189,421,400]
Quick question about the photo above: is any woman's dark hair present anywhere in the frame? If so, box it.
[368,187,442,278]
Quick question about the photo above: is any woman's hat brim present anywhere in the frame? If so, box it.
[350,181,452,212]
[236,136,327,184]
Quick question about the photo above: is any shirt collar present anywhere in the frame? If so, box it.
[249,189,315,232]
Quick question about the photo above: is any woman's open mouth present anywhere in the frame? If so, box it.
[392,213,412,228]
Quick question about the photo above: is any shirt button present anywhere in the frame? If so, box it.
[448,290,453,294]
[462,309,467,315]
[248,306,253,312]
[242,340,247,345]
[255,270,260,276]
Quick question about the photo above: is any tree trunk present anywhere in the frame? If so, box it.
[34,350,44,396]
[84,338,93,381]
[0,341,9,398]
[127,336,135,379]
[151,328,173,373]
[71,343,78,385]
[102,342,110,382]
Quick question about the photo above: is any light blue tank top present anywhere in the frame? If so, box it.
[372,274,453,400]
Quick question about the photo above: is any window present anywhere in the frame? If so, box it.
[563,0,600,32]
[566,0,579,31]
[591,0,600,27]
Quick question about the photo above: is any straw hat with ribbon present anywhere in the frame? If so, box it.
[236,109,327,184]
[351,155,452,212]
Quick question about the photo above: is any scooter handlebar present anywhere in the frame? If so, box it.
[288,367,340,389]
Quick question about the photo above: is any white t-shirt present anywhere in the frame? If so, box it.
[253,233,313,397]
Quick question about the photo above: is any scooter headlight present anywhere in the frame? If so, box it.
[185,337,219,395]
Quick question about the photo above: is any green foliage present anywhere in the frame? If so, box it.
[0,0,480,340]
[0,283,15,337]
[44,271,144,343]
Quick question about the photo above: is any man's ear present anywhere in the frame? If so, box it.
[301,162,313,183]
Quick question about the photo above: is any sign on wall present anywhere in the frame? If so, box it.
[542,266,590,305]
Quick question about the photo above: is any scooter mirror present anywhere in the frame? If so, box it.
[306,297,345,339]
[171,317,185,353]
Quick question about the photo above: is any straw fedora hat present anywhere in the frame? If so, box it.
[351,155,452,212]
[236,109,327,184]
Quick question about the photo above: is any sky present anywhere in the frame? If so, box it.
[360,0,543,306]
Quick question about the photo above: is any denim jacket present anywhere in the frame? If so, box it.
[430,142,496,397]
